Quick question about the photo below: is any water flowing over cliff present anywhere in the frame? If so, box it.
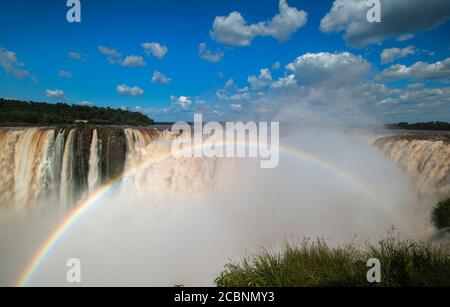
[1,127,442,286]
[0,127,163,208]
[375,135,450,198]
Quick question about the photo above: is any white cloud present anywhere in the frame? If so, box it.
[380,46,416,64]
[78,101,94,106]
[141,42,168,59]
[286,52,371,88]
[320,0,450,47]
[378,58,450,81]
[210,0,307,46]
[68,51,88,62]
[98,46,145,68]
[270,74,297,90]
[272,62,281,71]
[58,70,72,78]
[248,68,273,90]
[397,33,415,42]
[121,55,146,68]
[170,95,192,109]
[152,71,171,85]
[198,43,224,62]
[230,104,244,113]
[117,84,144,97]
[224,78,234,89]
[216,87,251,101]
[46,89,64,99]
[98,46,122,64]
[0,47,31,79]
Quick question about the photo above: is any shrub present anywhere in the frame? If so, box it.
[432,198,450,230]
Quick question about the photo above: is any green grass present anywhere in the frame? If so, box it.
[215,236,450,287]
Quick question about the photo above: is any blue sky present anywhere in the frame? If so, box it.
[0,0,449,122]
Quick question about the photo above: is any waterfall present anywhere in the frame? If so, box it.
[1,127,449,210]
[88,129,101,192]
[60,129,76,207]
[375,136,450,197]
[0,129,20,207]
[53,130,65,192]
[123,128,218,197]
[0,127,126,209]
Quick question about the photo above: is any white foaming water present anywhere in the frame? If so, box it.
[0,127,446,286]
[60,129,75,208]
[88,129,100,193]
[376,137,450,198]
[20,128,428,286]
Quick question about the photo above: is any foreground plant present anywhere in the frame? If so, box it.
[432,198,450,230]
[215,236,450,287]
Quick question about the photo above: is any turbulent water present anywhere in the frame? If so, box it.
[0,127,161,208]
[0,127,449,286]
[1,128,448,209]
[375,135,450,198]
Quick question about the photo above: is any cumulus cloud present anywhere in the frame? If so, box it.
[117,84,144,97]
[378,58,450,81]
[198,43,224,62]
[98,46,145,68]
[152,71,171,85]
[0,47,32,80]
[58,70,72,78]
[98,46,122,64]
[141,42,168,59]
[78,101,94,106]
[285,52,371,88]
[216,86,251,102]
[210,0,307,46]
[270,74,297,90]
[397,33,415,42]
[224,78,234,89]
[272,62,281,71]
[230,103,244,113]
[320,0,450,47]
[68,51,88,62]
[248,68,273,90]
[121,55,146,68]
[46,89,64,99]
[171,95,192,109]
[381,46,416,64]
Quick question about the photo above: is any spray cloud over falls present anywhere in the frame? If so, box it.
[0,123,446,286]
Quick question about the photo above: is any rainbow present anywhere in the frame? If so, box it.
[16,142,399,287]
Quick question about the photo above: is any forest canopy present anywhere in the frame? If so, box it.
[0,98,154,126]
[386,121,450,131]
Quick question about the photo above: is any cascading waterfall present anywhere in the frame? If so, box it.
[60,129,76,207]
[0,129,20,207]
[1,126,449,210]
[0,127,151,208]
[123,128,219,197]
[375,136,450,197]
[88,129,101,192]
[14,129,57,207]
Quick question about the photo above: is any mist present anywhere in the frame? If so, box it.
[0,125,432,286]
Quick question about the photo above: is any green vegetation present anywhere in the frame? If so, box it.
[0,98,154,126]
[432,198,450,230]
[386,121,450,131]
[215,236,450,287]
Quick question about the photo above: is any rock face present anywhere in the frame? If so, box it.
[0,127,163,208]
[374,135,450,198]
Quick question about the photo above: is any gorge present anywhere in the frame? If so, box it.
[0,126,449,286]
